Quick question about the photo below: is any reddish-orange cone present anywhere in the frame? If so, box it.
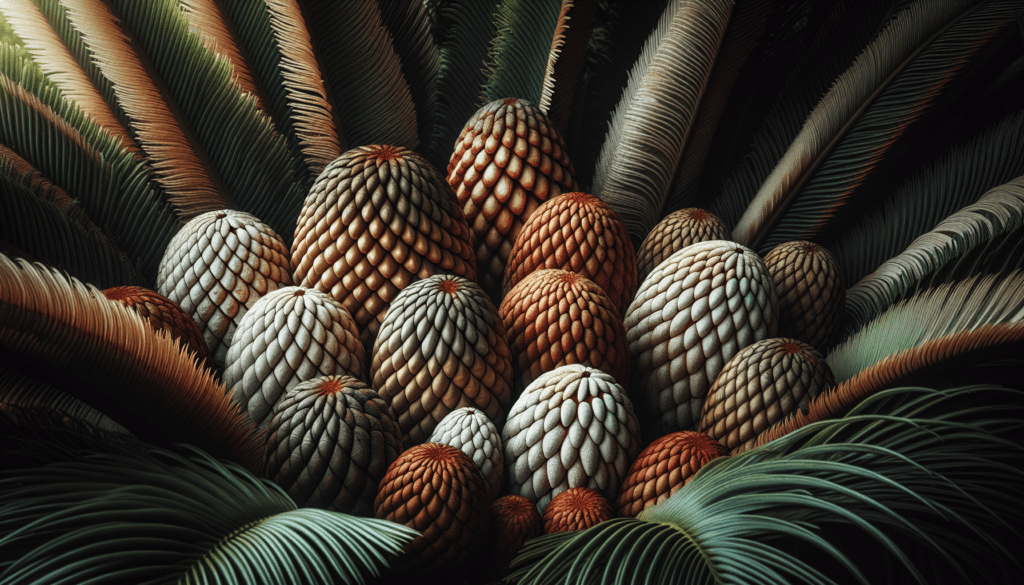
[102,285,211,365]
[542,487,614,533]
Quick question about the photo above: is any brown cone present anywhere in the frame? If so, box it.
[543,487,613,533]
[374,443,490,576]
[503,192,636,315]
[615,431,728,518]
[636,208,730,286]
[499,269,629,394]
[447,98,577,302]
[102,286,212,365]
[292,145,476,350]
[483,494,543,580]
[763,241,846,351]
[697,338,834,453]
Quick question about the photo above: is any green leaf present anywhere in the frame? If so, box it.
[482,0,564,105]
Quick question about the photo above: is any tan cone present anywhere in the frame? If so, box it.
[636,208,730,285]
[764,241,846,351]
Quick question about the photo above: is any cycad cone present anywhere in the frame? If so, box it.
[292,145,476,350]
[156,209,292,366]
[447,98,577,302]
[625,240,778,439]
[763,241,846,351]
[102,285,211,364]
[429,407,504,501]
[635,208,731,285]
[542,486,614,533]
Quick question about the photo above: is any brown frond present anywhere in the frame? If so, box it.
[539,0,596,133]
[181,0,265,109]
[0,255,263,471]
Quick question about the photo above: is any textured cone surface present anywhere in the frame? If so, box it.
[156,210,292,367]
[264,375,402,516]
[102,286,212,364]
[504,192,637,315]
[374,442,490,575]
[428,407,504,501]
[542,486,613,533]
[636,208,731,285]
[371,275,512,445]
[615,431,728,518]
[499,269,629,395]
[483,494,543,581]
[502,365,641,513]
[292,145,476,350]
[447,98,577,302]
[223,286,364,429]
[625,240,778,438]
[764,241,846,351]
[698,338,834,453]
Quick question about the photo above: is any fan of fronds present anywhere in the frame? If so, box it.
[509,384,1024,585]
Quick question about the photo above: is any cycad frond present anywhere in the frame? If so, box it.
[538,0,597,134]
[511,384,1024,585]
[732,0,1024,253]
[378,0,440,155]
[181,0,265,109]
[0,371,130,438]
[0,443,418,585]
[482,0,565,106]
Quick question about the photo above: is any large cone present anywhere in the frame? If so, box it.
[499,269,629,395]
[292,145,476,350]
[223,286,364,429]
[264,375,402,516]
[625,240,778,438]
[102,285,212,365]
[371,275,512,445]
[542,487,613,534]
[504,192,637,315]
[698,338,834,453]
[502,365,641,513]
[764,241,846,351]
[635,208,730,285]
[428,407,504,501]
[447,98,577,301]
[156,209,292,366]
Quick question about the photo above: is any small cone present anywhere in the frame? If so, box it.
[542,487,613,533]
[264,375,402,516]
[102,286,211,364]
[483,494,543,581]
[698,338,834,453]
[499,269,629,395]
[292,145,476,350]
[429,407,504,501]
[636,208,730,285]
[156,209,292,366]
[764,241,846,351]
[615,431,728,518]
[503,192,636,315]
[374,443,490,576]
[447,98,577,302]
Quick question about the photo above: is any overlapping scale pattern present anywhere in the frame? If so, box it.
[764,241,846,351]
[636,208,731,285]
[625,240,778,438]
[447,98,577,301]
[371,275,512,445]
[499,269,629,395]
[483,494,544,582]
[503,192,636,315]
[374,442,490,575]
[542,486,613,533]
[502,365,641,513]
[264,375,402,516]
[223,286,364,429]
[615,431,728,517]
[698,338,834,453]
[429,407,504,501]
[102,285,211,364]
[291,145,476,349]
[156,209,292,366]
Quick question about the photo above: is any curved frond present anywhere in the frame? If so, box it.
[0,369,130,437]
[0,255,262,471]
[0,445,418,584]
[181,0,265,109]
[732,0,1024,252]
[594,0,733,244]
[538,0,597,134]
[482,0,564,105]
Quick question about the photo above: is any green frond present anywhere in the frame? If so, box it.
[427,0,500,162]
[732,0,1024,253]
[594,0,734,244]
[537,0,597,135]
[832,109,1024,287]
[841,176,1024,338]
[303,2,419,150]
[0,370,131,439]
[512,384,1024,585]
[0,445,418,585]
[482,0,564,105]
[0,42,178,282]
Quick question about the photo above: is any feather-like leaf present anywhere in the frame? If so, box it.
[0,255,262,471]
[0,445,418,584]
[482,0,564,105]
[537,0,597,134]
[0,368,130,436]
[181,0,264,108]
[732,0,1024,252]
[303,1,418,150]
